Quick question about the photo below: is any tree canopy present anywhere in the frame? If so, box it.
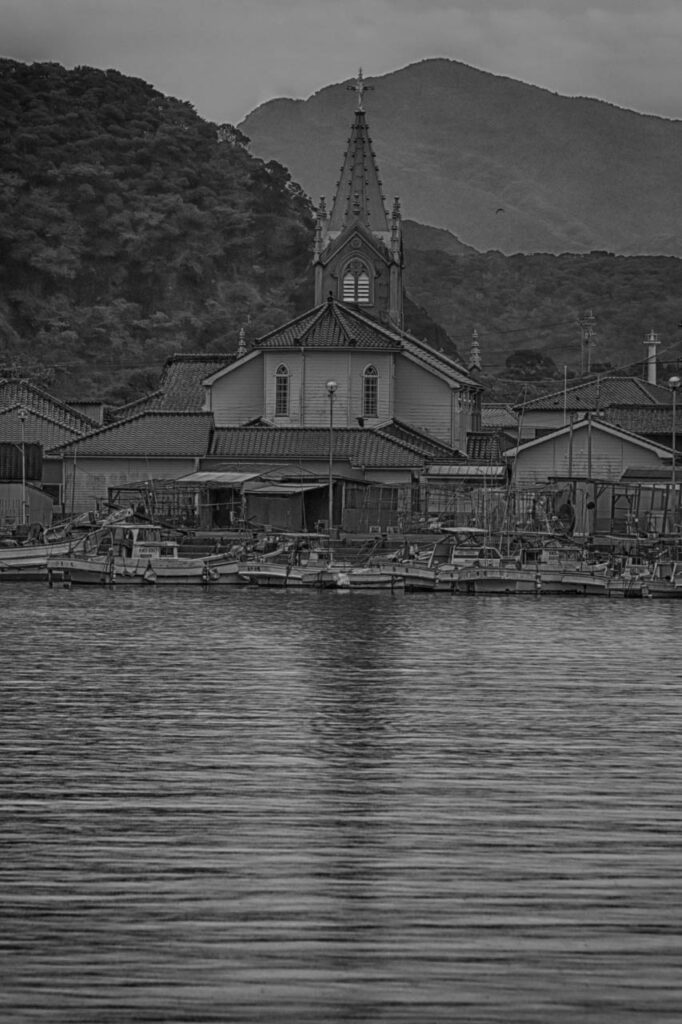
[0,59,316,401]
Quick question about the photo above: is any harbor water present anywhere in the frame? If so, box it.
[2,585,681,1022]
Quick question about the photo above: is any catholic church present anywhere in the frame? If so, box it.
[202,70,481,448]
[41,72,483,524]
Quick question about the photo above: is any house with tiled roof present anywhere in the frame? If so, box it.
[0,378,98,434]
[503,417,674,490]
[0,380,104,521]
[48,412,214,515]
[502,417,678,535]
[515,376,673,437]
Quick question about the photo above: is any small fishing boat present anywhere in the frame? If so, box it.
[48,523,215,586]
[237,534,347,588]
[455,563,540,595]
[0,537,74,581]
[336,563,404,589]
[645,558,682,598]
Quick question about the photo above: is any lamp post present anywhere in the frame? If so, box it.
[670,376,680,529]
[17,406,27,526]
[326,380,337,534]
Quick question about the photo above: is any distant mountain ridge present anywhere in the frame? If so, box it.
[239,59,682,257]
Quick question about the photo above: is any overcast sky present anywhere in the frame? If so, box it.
[2,0,682,125]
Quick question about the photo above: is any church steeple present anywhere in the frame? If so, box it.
[327,70,389,237]
[314,70,403,328]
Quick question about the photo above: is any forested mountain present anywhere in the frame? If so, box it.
[0,59,317,402]
[2,59,681,409]
[404,248,682,398]
[240,58,682,257]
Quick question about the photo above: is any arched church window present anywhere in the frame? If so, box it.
[275,364,289,416]
[341,259,372,304]
[363,365,378,418]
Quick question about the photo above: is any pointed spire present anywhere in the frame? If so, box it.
[237,326,246,358]
[390,197,402,260]
[328,73,389,235]
[469,329,481,373]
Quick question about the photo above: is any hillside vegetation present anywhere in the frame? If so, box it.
[405,249,682,387]
[2,59,681,409]
[0,59,316,402]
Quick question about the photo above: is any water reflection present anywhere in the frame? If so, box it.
[2,586,682,1021]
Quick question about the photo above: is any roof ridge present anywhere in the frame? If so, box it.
[257,302,327,346]
[51,409,214,452]
[0,378,99,427]
[0,402,83,431]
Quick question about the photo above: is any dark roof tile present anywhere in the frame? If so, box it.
[49,412,214,457]
[209,425,435,467]
[516,376,673,413]
[0,378,98,433]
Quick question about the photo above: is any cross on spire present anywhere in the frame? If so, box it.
[347,68,373,111]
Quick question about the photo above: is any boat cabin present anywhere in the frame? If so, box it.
[81,524,179,560]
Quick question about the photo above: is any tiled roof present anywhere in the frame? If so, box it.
[602,405,675,436]
[256,299,402,351]
[483,404,518,428]
[49,412,214,457]
[503,417,674,459]
[400,332,478,388]
[516,377,673,413]
[0,404,83,450]
[0,379,98,433]
[110,390,165,419]
[378,420,466,460]
[209,426,434,468]
[157,355,230,409]
[467,431,515,462]
[111,355,231,418]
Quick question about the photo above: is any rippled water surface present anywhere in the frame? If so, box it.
[2,585,682,1022]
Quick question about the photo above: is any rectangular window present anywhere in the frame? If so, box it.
[275,376,289,416]
[363,374,378,418]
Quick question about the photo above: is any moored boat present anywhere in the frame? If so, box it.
[48,523,214,586]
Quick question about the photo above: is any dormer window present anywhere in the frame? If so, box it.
[275,364,289,416]
[342,259,371,304]
[363,365,378,418]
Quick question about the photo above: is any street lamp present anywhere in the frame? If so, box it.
[17,407,27,526]
[326,380,337,534]
[670,376,680,528]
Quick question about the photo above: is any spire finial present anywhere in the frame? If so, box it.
[347,68,373,111]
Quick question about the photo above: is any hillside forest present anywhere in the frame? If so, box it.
[1,59,681,406]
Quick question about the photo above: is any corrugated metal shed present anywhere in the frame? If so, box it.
[178,471,261,485]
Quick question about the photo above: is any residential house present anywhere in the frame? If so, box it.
[515,376,673,437]
[503,417,677,535]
